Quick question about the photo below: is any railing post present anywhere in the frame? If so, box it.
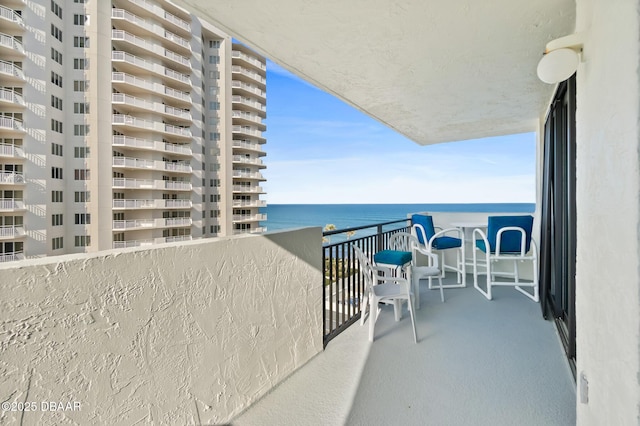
[376,224,383,251]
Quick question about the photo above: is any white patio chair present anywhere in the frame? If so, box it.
[409,229,445,308]
[353,244,417,343]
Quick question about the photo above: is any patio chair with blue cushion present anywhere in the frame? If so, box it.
[472,215,539,301]
[411,214,465,288]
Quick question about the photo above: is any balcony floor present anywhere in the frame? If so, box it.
[234,274,576,425]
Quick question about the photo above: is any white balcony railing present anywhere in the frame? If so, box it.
[0,172,24,184]
[0,6,24,28]
[232,155,265,166]
[0,32,24,54]
[232,126,263,138]
[127,0,191,33]
[232,170,265,180]
[232,200,267,207]
[232,185,264,193]
[0,88,24,106]
[111,93,191,120]
[231,96,266,112]
[112,114,192,138]
[232,140,265,151]
[232,111,264,126]
[231,80,266,98]
[112,178,191,191]
[111,8,189,51]
[113,199,192,209]
[0,143,23,158]
[111,30,189,67]
[112,235,192,249]
[0,251,23,262]
[0,60,24,80]
[112,217,192,230]
[233,214,267,222]
[232,50,266,71]
[112,135,192,156]
[231,65,266,85]
[233,227,267,235]
[0,199,24,210]
[0,117,24,132]
[111,51,190,85]
[0,225,23,238]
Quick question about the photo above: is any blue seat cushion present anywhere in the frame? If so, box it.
[475,239,489,253]
[374,250,412,266]
[486,215,533,253]
[432,236,462,250]
[411,214,436,244]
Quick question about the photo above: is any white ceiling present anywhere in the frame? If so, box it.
[176,0,575,145]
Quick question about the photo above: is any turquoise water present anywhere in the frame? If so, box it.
[262,203,535,232]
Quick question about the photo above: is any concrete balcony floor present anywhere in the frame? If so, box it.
[234,274,576,425]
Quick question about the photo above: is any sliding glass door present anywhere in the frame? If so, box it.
[540,75,576,375]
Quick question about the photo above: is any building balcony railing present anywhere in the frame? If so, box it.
[112,51,190,86]
[231,65,266,85]
[232,170,265,180]
[0,60,24,81]
[232,214,267,222]
[112,135,192,156]
[232,111,265,127]
[112,156,191,173]
[0,88,23,107]
[112,217,192,230]
[232,155,266,168]
[0,6,24,29]
[0,32,24,55]
[112,114,192,139]
[0,116,24,133]
[231,95,266,114]
[111,8,190,52]
[111,30,190,68]
[232,50,266,71]
[112,93,191,121]
[231,80,266,98]
[0,225,23,239]
[113,199,192,209]
[0,143,23,158]
[0,198,24,210]
[0,171,23,185]
[127,0,191,34]
[232,126,264,139]
[112,177,191,191]
[232,199,267,208]
[232,140,265,152]
[232,185,265,194]
[113,71,191,103]
[112,234,192,249]
[232,227,267,235]
[0,250,23,262]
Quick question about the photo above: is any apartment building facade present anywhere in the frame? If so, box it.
[0,0,267,262]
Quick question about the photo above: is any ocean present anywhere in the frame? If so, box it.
[261,203,535,233]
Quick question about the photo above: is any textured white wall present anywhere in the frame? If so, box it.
[574,0,640,423]
[0,228,323,425]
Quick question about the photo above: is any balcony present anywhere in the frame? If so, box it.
[232,213,267,222]
[0,171,23,185]
[231,80,266,99]
[0,143,23,158]
[232,139,266,153]
[232,170,265,180]
[0,250,22,262]
[232,50,267,71]
[233,227,267,235]
[231,95,266,115]
[0,88,23,107]
[113,199,192,210]
[0,6,24,30]
[111,51,190,88]
[112,93,191,121]
[232,111,266,129]
[112,177,191,191]
[112,235,192,249]
[232,155,265,168]
[127,0,191,35]
[112,114,192,139]
[232,125,265,140]
[232,199,267,208]
[0,198,24,210]
[231,65,266,85]
[0,224,23,239]
[0,32,23,56]
[112,135,192,156]
[112,217,191,230]
[0,59,24,82]
[232,185,265,194]
[111,8,190,53]
[112,72,191,104]
[111,29,190,69]
[0,116,24,133]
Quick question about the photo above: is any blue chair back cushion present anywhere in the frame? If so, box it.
[477,215,533,253]
[411,214,461,249]
[373,250,412,266]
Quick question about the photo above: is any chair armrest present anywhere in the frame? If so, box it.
[428,227,463,248]
[495,226,526,255]
[412,244,440,268]
[473,227,489,251]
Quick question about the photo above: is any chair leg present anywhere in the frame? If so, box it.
[408,295,417,344]
[413,274,421,310]
[368,295,377,342]
[393,300,401,321]
[438,275,444,302]
[485,253,493,300]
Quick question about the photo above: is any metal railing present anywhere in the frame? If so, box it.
[322,219,410,346]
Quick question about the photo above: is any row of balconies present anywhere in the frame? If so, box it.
[231,95,266,114]
[231,80,266,98]
[112,156,192,173]
[127,0,191,35]
[0,32,24,55]
[112,93,191,121]
[232,51,266,71]
[0,225,24,239]
[232,155,266,167]
[232,185,265,193]
[112,217,192,230]
[112,177,192,191]
[112,234,192,249]
[0,5,24,29]
[0,143,23,158]
[112,114,191,139]
[231,65,266,85]
[112,72,191,104]
[112,29,190,69]
[113,199,192,210]
[112,135,192,156]
[232,214,267,222]
[0,171,23,185]
[0,198,24,210]
[112,51,190,87]
[111,8,190,52]
[0,60,23,81]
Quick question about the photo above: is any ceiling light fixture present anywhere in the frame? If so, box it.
[537,33,585,84]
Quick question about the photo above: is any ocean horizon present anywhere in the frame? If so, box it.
[261,203,535,232]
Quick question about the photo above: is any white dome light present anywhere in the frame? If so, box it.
[537,48,580,84]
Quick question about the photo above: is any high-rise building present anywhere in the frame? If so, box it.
[0,0,267,262]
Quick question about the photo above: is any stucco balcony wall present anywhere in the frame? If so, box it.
[0,227,323,425]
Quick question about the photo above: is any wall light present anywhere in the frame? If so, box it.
[537,33,585,84]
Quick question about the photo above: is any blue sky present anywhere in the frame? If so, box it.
[262,60,536,204]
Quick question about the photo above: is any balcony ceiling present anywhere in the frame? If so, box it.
[175,0,575,145]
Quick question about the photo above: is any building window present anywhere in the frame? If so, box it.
[51,71,63,88]
[74,235,91,247]
[74,147,90,158]
[74,102,89,114]
[75,213,90,225]
[51,119,63,134]
[74,169,90,180]
[209,55,220,64]
[73,14,88,25]
[208,101,220,110]
[51,143,63,156]
[51,48,63,64]
[50,24,62,41]
[209,132,220,141]
[209,70,220,79]
[52,237,63,250]
[51,1,62,18]
[73,80,89,92]
[51,167,63,179]
[74,124,89,135]
[74,191,90,202]
[51,214,63,226]
[74,0,86,3]
[73,36,89,48]
[209,40,221,48]
[51,95,63,110]
[73,58,88,70]
[51,190,63,202]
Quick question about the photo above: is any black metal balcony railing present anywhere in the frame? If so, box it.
[322,219,410,346]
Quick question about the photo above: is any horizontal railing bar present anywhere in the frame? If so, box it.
[322,218,409,236]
